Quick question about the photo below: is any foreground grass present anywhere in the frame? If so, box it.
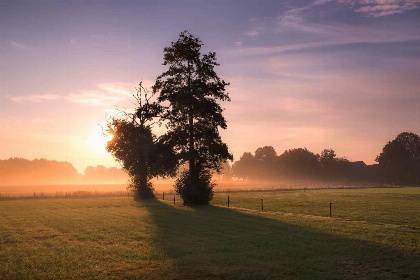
[1,188,419,279]
[212,187,420,254]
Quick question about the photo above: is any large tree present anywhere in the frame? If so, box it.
[376,132,420,184]
[106,82,177,199]
[153,31,232,204]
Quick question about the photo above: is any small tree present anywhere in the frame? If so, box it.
[106,82,177,199]
[153,31,232,204]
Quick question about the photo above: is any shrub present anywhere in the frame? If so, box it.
[175,169,215,205]
[128,175,155,200]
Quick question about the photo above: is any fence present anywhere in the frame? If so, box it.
[158,192,335,218]
[0,190,132,200]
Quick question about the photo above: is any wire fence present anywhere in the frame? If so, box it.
[0,190,132,200]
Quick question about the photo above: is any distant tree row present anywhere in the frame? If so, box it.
[223,132,420,185]
[2,132,418,187]
[0,158,128,186]
[84,165,128,183]
[229,146,363,183]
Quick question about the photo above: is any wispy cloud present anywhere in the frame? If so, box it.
[244,30,260,37]
[10,40,28,50]
[96,83,133,97]
[7,82,143,106]
[234,0,420,57]
[340,0,420,17]
[66,91,126,106]
[65,81,154,106]
[8,94,59,103]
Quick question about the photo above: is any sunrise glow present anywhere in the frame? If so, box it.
[1,0,419,173]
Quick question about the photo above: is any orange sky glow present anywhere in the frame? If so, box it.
[1,0,420,173]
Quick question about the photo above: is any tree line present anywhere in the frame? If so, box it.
[0,158,128,185]
[227,132,420,185]
[229,147,365,183]
[1,131,418,188]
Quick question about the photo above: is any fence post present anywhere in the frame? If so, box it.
[329,202,332,218]
[261,199,264,211]
[174,196,175,205]
[228,196,230,207]
[163,192,165,200]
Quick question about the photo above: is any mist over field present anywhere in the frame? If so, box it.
[0,155,379,196]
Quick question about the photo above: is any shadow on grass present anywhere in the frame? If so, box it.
[139,199,419,280]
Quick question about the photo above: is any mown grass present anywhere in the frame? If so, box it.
[1,187,419,279]
[212,187,420,227]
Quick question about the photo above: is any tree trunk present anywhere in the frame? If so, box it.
[189,112,198,185]
[139,162,148,190]
[187,61,198,190]
[137,156,149,197]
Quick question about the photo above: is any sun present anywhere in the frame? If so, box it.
[104,132,114,143]
[88,127,114,152]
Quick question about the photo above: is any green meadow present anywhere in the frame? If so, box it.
[1,187,419,279]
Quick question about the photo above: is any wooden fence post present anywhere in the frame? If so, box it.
[329,202,332,218]
[174,196,175,205]
[261,199,264,211]
[163,192,165,200]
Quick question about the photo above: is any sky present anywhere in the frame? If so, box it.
[1,0,420,173]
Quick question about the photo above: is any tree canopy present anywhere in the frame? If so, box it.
[106,83,177,199]
[376,132,420,184]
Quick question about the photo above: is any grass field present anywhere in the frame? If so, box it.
[1,187,419,279]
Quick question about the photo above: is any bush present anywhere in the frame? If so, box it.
[128,176,155,200]
[175,169,215,205]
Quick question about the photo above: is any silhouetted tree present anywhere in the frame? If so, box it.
[106,82,177,199]
[318,149,359,181]
[232,152,256,180]
[220,161,233,181]
[0,158,79,185]
[254,146,277,162]
[254,146,278,179]
[232,147,280,180]
[319,149,340,178]
[153,31,232,205]
[376,132,420,184]
[319,149,336,170]
[278,148,320,179]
